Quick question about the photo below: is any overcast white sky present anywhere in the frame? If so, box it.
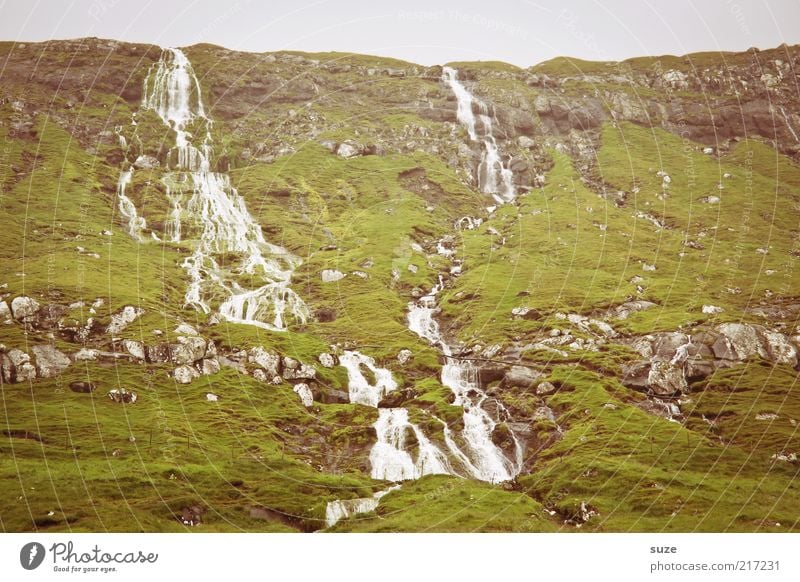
[0,0,798,66]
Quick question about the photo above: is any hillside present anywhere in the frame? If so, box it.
[0,37,799,532]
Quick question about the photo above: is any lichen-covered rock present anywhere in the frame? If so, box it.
[293,383,314,407]
[397,349,413,365]
[122,339,146,360]
[106,305,145,334]
[318,353,337,368]
[282,357,316,380]
[715,323,766,360]
[502,365,542,389]
[201,358,220,376]
[7,349,36,382]
[170,337,207,365]
[107,388,137,403]
[536,381,557,396]
[759,329,798,366]
[11,296,40,321]
[173,365,199,384]
[74,348,100,361]
[647,360,687,395]
[31,345,71,378]
[321,269,345,283]
[248,346,281,377]
[146,343,171,363]
[0,300,12,323]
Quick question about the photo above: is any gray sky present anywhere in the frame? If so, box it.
[1,0,798,66]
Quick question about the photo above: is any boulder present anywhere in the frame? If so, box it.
[173,365,199,384]
[651,333,689,361]
[477,365,506,387]
[502,365,542,389]
[532,406,557,422]
[170,336,207,365]
[174,323,199,336]
[336,142,362,158]
[74,348,100,361]
[122,339,146,360]
[0,352,14,383]
[293,383,314,407]
[759,329,798,366]
[397,349,413,365]
[0,300,12,323]
[315,308,337,322]
[621,361,651,391]
[248,346,281,377]
[106,305,145,334]
[536,381,557,396]
[318,353,337,368]
[11,296,40,321]
[133,154,159,169]
[319,388,350,404]
[715,323,765,360]
[201,358,221,376]
[146,343,171,363]
[378,388,418,408]
[282,357,316,380]
[31,345,71,378]
[69,381,95,393]
[107,388,137,404]
[647,361,687,395]
[321,269,346,283]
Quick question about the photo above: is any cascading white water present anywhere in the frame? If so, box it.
[442,66,516,204]
[116,167,146,240]
[125,47,308,331]
[406,268,521,483]
[339,350,458,482]
[324,485,400,529]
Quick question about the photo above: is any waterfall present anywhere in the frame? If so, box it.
[122,47,308,331]
[442,66,516,204]
[116,167,145,240]
[339,350,458,482]
[405,244,522,483]
[324,485,400,529]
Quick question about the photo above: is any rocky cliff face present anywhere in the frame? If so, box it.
[1,38,799,533]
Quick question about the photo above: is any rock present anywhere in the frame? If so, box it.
[11,296,40,321]
[759,329,798,366]
[336,141,362,158]
[477,366,506,387]
[173,365,199,384]
[319,388,350,404]
[293,383,314,407]
[321,269,346,282]
[252,369,268,382]
[637,399,681,419]
[511,306,541,320]
[248,346,281,377]
[201,358,221,376]
[715,323,765,360]
[31,345,71,378]
[174,323,199,336]
[318,353,337,368]
[647,361,687,395]
[502,365,542,389]
[69,381,95,393]
[74,348,100,361]
[133,154,159,169]
[170,336,207,365]
[518,136,536,149]
[206,393,219,402]
[378,387,418,408]
[106,305,145,334]
[685,358,715,381]
[651,333,689,361]
[122,339,146,360]
[0,300,11,323]
[107,388,137,404]
[282,357,316,380]
[621,361,652,391]
[536,381,557,396]
[532,406,556,422]
[607,300,656,320]
[146,343,171,363]
[702,305,724,314]
[315,308,337,322]
[397,349,413,365]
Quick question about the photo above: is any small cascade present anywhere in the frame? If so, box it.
[339,350,458,482]
[115,168,145,240]
[370,408,452,481]
[324,485,400,529]
[406,243,522,483]
[442,66,516,204]
[116,47,308,331]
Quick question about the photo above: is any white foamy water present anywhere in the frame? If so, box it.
[324,485,400,529]
[339,350,459,482]
[442,67,516,204]
[131,47,308,330]
[116,167,146,240]
[406,256,521,483]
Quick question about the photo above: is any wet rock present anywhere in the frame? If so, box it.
[397,349,413,365]
[122,339,146,360]
[293,383,314,407]
[378,387,418,408]
[477,365,506,387]
[173,365,199,384]
[647,361,687,395]
[248,346,281,377]
[282,357,316,380]
[11,296,40,321]
[69,381,95,393]
[107,388,137,404]
[318,353,337,368]
[502,366,542,389]
[31,345,71,378]
[106,305,145,334]
[637,399,681,419]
